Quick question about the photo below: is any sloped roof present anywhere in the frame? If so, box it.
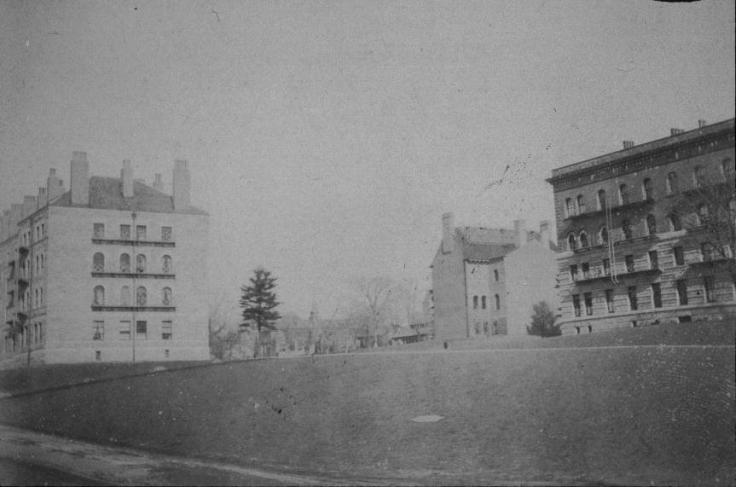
[52,176,207,215]
[456,227,517,262]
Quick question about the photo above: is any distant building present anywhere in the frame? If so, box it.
[547,118,735,334]
[430,213,558,340]
[1,152,209,367]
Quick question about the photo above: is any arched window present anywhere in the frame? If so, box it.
[93,253,105,272]
[121,286,130,306]
[599,226,608,245]
[669,214,682,231]
[693,166,705,188]
[666,172,678,195]
[136,254,146,273]
[577,195,586,214]
[579,231,589,248]
[622,219,632,240]
[642,178,654,200]
[566,198,575,217]
[567,233,577,251]
[136,286,147,306]
[646,214,656,235]
[162,255,172,274]
[120,253,130,273]
[618,184,629,205]
[93,285,105,306]
[597,190,607,211]
[697,204,709,225]
[162,287,172,306]
[495,294,500,310]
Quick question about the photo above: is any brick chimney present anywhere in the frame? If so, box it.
[47,168,65,202]
[22,196,36,217]
[70,151,89,206]
[441,212,455,254]
[622,140,635,149]
[121,160,134,198]
[670,128,684,136]
[173,160,191,211]
[153,173,164,192]
[514,219,527,248]
[698,119,707,128]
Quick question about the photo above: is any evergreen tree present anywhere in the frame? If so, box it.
[527,301,561,337]
[240,268,281,332]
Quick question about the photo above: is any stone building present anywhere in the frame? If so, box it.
[547,118,735,334]
[1,152,209,367]
[430,213,558,340]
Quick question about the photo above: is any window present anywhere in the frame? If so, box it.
[494,269,499,282]
[567,234,577,251]
[722,158,733,180]
[697,204,709,225]
[704,277,715,303]
[165,349,170,358]
[93,285,105,306]
[642,178,654,200]
[677,280,688,305]
[584,293,593,316]
[566,198,575,217]
[668,214,682,231]
[136,254,146,273]
[666,172,678,195]
[701,242,716,262]
[625,255,635,273]
[582,263,590,279]
[618,184,629,205]
[481,295,486,309]
[599,226,608,245]
[646,214,656,235]
[693,166,705,188]
[161,226,172,241]
[120,253,131,273]
[93,321,104,340]
[605,289,614,313]
[93,223,105,238]
[572,294,581,317]
[674,246,685,266]
[162,321,172,340]
[649,251,659,270]
[622,220,632,240]
[95,350,101,361]
[652,283,662,308]
[602,259,610,276]
[39,288,43,305]
[136,286,147,306]
[597,190,606,211]
[120,321,131,339]
[577,195,586,214]
[570,264,578,281]
[136,320,147,339]
[93,252,105,272]
[136,225,147,241]
[628,286,638,311]
[473,295,478,309]
[162,287,172,306]
[494,294,500,310]
[121,286,130,306]
[162,255,172,274]
[120,224,131,240]
[579,231,589,248]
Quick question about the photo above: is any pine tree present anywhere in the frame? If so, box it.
[240,268,281,333]
[527,301,561,337]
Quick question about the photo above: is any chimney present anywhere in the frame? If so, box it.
[121,160,134,198]
[539,220,551,247]
[173,159,191,210]
[153,173,164,191]
[37,187,47,208]
[513,219,527,248]
[10,204,23,230]
[70,151,90,206]
[22,196,37,217]
[441,212,455,254]
[47,168,65,202]
[698,119,707,128]
[670,128,684,136]
[622,140,635,150]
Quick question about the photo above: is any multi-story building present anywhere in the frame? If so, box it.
[548,118,735,334]
[430,213,558,340]
[1,152,209,367]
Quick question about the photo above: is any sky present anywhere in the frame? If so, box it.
[1,0,734,321]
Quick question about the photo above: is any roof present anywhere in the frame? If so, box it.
[52,176,207,215]
[456,227,517,262]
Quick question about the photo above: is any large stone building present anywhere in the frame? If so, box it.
[548,118,735,334]
[430,213,558,340]
[1,152,209,367]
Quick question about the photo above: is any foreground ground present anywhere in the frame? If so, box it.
[0,322,734,485]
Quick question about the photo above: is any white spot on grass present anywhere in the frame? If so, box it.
[411,415,444,423]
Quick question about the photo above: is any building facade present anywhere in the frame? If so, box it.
[430,213,558,340]
[1,152,209,367]
[548,118,735,334]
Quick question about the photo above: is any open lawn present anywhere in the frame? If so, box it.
[0,322,734,485]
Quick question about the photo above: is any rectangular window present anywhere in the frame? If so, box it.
[625,255,635,273]
[652,283,662,308]
[136,225,147,241]
[602,259,610,276]
[472,295,478,309]
[119,321,131,339]
[120,224,131,240]
[481,296,487,309]
[572,294,581,317]
[93,321,104,340]
[161,226,172,241]
[136,320,147,339]
[704,277,715,303]
[93,223,105,238]
[570,265,578,282]
[677,280,688,305]
[628,286,638,311]
[582,263,590,279]
[649,251,658,270]
[584,292,593,316]
[162,320,172,340]
[605,289,614,313]
[674,246,685,266]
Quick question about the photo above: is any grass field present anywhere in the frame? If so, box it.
[0,322,734,485]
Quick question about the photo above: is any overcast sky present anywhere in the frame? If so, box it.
[1,0,734,320]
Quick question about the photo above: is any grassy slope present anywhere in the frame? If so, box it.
[0,322,734,485]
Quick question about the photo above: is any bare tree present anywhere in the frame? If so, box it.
[352,276,397,348]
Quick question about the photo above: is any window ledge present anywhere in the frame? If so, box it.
[91,272,175,279]
[92,239,175,247]
[91,306,176,312]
